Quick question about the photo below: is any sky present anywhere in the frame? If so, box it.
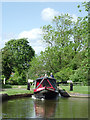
[1,1,88,54]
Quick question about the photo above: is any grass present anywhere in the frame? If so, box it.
[12,85,27,89]
[1,84,90,96]
[2,84,12,88]
[60,85,90,94]
[1,89,33,95]
[0,85,34,95]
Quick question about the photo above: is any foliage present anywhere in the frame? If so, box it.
[0,50,2,81]
[54,67,73,82]
[8,70,27,85]
[28,2,88,86]
[1,75,5,81]
[28,55,46,79]
[2,84,12,88]
[2,38,35,80]
[41,14,73,47]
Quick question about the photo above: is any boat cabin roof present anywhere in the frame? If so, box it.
[33,77,57,89]
[35,77,56,82]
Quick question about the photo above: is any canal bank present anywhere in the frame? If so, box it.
[0,87,34,101]
[59,89,90,98]
[68,92,90,98]
[0,85,90,102]
[1,91,90,102]
[1,93,33,101]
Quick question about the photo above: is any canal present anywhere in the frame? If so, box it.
[1,96,88,118]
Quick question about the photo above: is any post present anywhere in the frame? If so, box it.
[70,83,73,91]
[27,79,30,90]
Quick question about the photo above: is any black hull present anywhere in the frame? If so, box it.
[34,89,59,99]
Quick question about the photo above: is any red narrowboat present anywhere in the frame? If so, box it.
[33,77,59,99]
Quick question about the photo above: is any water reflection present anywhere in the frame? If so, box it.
[55,97,88,118]
[2,97,88,118]
[2,98,35,118]
[34,99,57,118]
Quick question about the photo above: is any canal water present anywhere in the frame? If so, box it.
[1,96,88,118]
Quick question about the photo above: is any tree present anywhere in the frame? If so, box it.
[41,14,73,48]
[28,55,46,80]
[40,2,88,84]
[28,2,88,85]
[2,38,35,80]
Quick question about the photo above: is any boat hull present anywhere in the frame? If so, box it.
[34,89,59,99]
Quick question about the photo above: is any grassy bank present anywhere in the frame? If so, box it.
[1,85,33,95]
[60,85,90,94]
[1,84,90,96]
[1,89,33,96]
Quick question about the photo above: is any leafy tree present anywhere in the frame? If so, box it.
[25,2,89,86]
[39,2,88,85]
[2,38,35,80]
[9,69,27,85]
[28,55,46,80]
[54,67,73,82]
[40,46,62,73]
[41,14,73,47]
[0,50,2,84]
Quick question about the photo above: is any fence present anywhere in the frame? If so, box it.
[58,82,84,86]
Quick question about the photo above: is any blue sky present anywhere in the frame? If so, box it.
[1,1,88,54]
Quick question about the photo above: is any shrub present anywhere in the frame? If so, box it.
[69,67,88,85]
[54,67,73,82]
[2,84,12,88]
[8,70,27,85]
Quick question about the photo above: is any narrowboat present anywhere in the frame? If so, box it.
[33,77,59,99]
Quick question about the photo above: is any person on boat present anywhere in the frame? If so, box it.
[44,74,48,77]
[50,73,54,78]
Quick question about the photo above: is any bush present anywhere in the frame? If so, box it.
[54,67,73,82]
[69,67,88,85]
[8,70,27,85]
[2,84,12,88]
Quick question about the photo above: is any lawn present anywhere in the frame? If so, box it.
[1,89,33,95]
[60,85,90,94]
[1,84,90,96]
[1,85,34,95]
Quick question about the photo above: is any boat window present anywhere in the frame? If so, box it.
[36,80,42,87]
[48,79,57,89]
[36,82,40,87]
[42,79,51,87]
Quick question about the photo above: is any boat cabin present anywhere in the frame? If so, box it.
[33,77,59,99]
[34,77,57,90]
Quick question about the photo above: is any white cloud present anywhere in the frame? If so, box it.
[18,28,45,54]
[41,8,78,22]
[41,8,59,21]
[18,28,42,40]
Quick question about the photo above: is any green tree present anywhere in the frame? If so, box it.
[28,55,46,80]
[29,2,88,85]
[40,2,88,84]
[2,38,35,80]
[41,14,73,48]
[9,69,27,85]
